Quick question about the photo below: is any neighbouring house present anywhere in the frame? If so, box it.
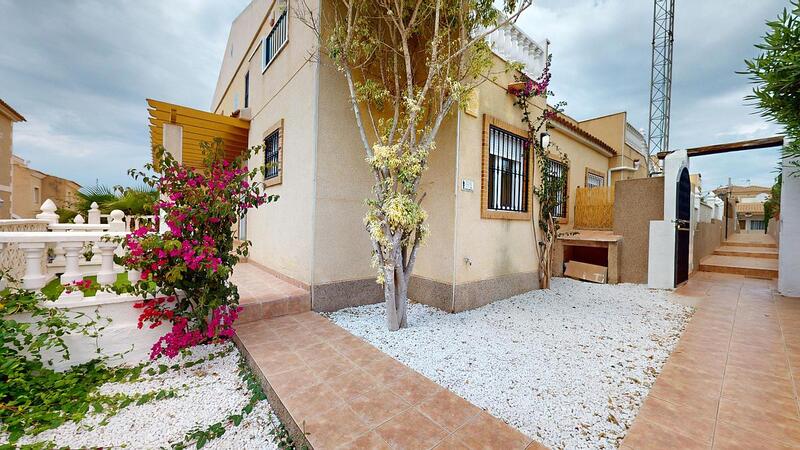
[11,156,81,219]
[0,99,81,219]
[713,184,770,233]
[147,0,648,313]
[0,99,25,218]
[548,111,648,229]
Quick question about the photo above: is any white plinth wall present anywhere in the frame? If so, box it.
[648,150,690,289]
[779,150,800,297]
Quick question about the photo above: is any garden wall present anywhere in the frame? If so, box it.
[768,217,780,244]
[612,177,664,284]
[692,219,723,273]
[12,294,165,371]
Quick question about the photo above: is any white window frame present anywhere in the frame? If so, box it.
[261,9,289,73]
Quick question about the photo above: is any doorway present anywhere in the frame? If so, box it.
[674,167,691,286]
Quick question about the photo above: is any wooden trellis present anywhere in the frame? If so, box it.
[574,186,615,230]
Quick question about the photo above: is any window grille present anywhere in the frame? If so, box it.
[264,130,280,180]
[586,171,604,188]
[487,126,529,212]
[546,159,568,218]
[262,11,288,71]
[749,220,765,231]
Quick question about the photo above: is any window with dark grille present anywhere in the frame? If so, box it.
[264,130,280,180]
[487,125,529,212]
[586,171,604,188]
[262,10,288,72]
[244,72,249,108]
[749,219,765,230]
[546,159,568,218]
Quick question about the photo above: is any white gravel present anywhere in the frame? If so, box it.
[329,277,692,450]
[3,343,280,450]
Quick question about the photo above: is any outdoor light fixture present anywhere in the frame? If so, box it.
[633,159,641,171]
[540,132,550,149]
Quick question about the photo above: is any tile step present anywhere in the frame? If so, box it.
[722,241,778,249]
[238,293,311,323]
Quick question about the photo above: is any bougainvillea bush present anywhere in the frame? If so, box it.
[123,139,277,358]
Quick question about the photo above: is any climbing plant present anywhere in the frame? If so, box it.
[512,56,569,289]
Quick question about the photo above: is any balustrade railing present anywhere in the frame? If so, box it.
[0,199,138,298]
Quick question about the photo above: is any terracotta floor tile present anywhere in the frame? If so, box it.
[253,350,307,376]
[385,370,445,405]
[718,391,799,422]
[267,366,321,398]
[283,382,345,425]
[722,374,798,404]
[328,368,382,401]
[294,341,338,363]
[347,388,411,428]
[243,340,293,360]
[451,411,532,450]
[656,364,724,393]
[375,409,448,450]
[633,396,716,445]
[417,389,483,432]
[666,351,726,378]
[432,434,472,450]
[338,344,387,367]
[648,378,720,416]
[338,430,393,450]
[622,417,710,450]
[304,405,370,450]
[362,355,418,385]
[712,420,795,450]
[717,399,800,447]
[306,353,357,379]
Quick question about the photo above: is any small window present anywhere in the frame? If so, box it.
[262,10,288,72]
[749,220,765,231]
[264,128,281,186]
[546,159,568,218]
[586,170,604,188]
[33,187,40,205]
[244,72,249,108]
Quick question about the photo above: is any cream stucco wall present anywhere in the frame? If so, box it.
[214,0,321,285]
[453,64,541,285]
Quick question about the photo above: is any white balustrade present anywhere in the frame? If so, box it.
[19,242,47,290]
[88,202,101,224]
[35,199,59,224]
[478,20,546,79]
[0,231,129,297]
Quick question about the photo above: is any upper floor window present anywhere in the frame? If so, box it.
[487,125,529,213]
[546,158,568,218]
[244,72,249,108]
[33,186,40,205]
[262,10,288,72]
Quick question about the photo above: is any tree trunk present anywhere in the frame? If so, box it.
[383,264,400,331]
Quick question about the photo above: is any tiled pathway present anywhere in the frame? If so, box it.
[235,312,547,449]
[622,272,800,449]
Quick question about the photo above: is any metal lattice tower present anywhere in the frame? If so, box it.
[647,0,675,174]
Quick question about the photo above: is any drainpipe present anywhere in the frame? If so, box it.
[607,159,641,186]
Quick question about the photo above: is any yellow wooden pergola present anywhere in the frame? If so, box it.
[147,99,250,169]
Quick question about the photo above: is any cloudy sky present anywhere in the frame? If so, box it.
[0,0,786,192]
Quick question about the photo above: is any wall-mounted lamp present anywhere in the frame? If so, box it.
[633,159,641,171]
[540,132,550,149]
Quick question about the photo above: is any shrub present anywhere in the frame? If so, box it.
[123,139,277,358]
